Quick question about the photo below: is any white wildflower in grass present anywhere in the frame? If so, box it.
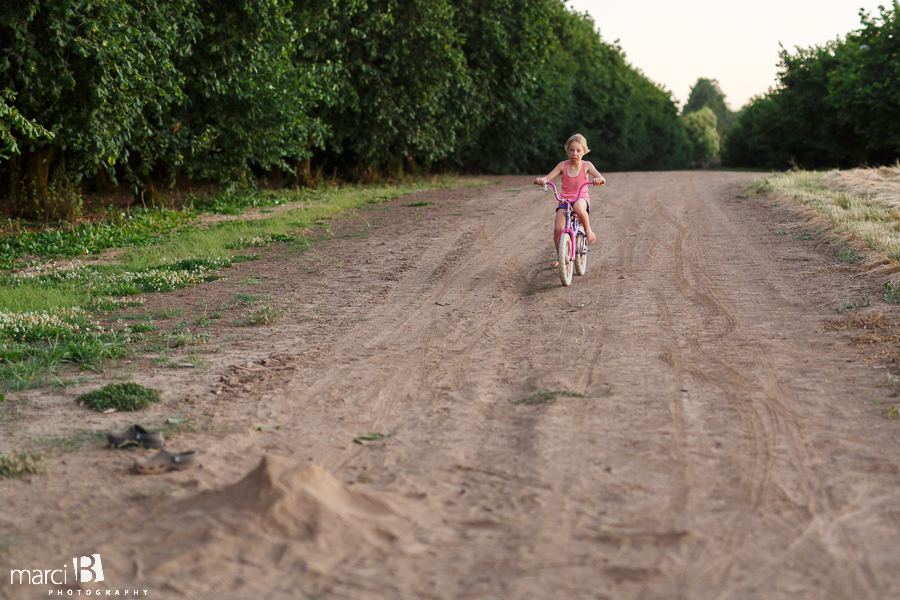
[225,236,272,249]
[30,263,221,295]
[86,296,147,312]
[10,259,83,281]
[224,234,293,249]
[101,268,214,293]
[0,307,112,343]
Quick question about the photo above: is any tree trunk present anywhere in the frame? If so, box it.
[294,139,315,188]
[17,146,56,219]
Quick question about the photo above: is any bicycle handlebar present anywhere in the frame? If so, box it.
[541,180,595,202]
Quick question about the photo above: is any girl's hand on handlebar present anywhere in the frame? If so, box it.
[534,177,545,185]
[593,175,606,186]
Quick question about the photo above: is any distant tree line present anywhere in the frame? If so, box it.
[724,3,900,169]
[681,78,735,167]
[0,0,694,220]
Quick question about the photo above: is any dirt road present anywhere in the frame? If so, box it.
[3,172,900,599]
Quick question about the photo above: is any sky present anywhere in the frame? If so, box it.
[566,0,892,110]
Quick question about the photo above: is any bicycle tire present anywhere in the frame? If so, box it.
[558,234,574,286]
[574,233,587,276]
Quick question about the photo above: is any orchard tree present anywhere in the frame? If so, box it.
[0,0,188,217]
[724,3,900,168]
[157,0,322,186]
[683,107,719,166]
[0,89,53,160]
[683,78,734,137]
[297,0,473,174]
[831,3,900,164]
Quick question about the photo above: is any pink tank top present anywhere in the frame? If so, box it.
[560,160,590,202]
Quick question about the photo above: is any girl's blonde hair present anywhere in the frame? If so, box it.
[565,133,590,154]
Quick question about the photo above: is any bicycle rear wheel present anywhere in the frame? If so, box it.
[558,234,574,286]
[574,233,587,276]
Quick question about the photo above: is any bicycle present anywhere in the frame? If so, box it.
[540,180,595,286]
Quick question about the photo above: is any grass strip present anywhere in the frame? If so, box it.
[758,166,900,261]
[513,390,586,405]
[0,176,487,389]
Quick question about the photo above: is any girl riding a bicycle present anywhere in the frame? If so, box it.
[534,134,605,267]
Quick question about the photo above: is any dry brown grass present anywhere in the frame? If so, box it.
[821,162,900,208]
[825,312,889,332]
[759,166,900,273]
[826,311,900,361]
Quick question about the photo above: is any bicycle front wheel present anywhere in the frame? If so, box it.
[558,234,574,286]
[574,233,587,276]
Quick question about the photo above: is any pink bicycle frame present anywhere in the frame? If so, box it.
[542,180,593,261]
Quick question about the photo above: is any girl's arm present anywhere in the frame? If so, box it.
[584,161,606,185]
[534,162,564,185]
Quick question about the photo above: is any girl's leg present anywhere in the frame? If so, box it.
[572,199,596,244]
[551,209,566,267]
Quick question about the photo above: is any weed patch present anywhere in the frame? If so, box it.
[835,291,871,314]
[238,300,290,326]
[77,382,162,412]
[513,390,586,405]
[0,308,134,389]
[233,293,262,307]
[0,451,45,478]
[85,296,147,313]
[225,233,295,249]
[885,282,900,304]
[839,247,865,263]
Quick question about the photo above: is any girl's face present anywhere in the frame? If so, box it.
[567,142,585,163]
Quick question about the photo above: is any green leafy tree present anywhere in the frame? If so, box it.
[683,78,734,137]
[449,0,558,173]
[0,89,53,160]
[154,0,322,186]
[296,0,473,174]
[0,0,188,217]
[830,3,900,164]
[462,5,690,173]
[724,3,900,168]
[683,106,719,166]
[0,0,699,219]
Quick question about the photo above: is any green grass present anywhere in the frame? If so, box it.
[0,209,197,269]
[33,429,106,453]
[513,389,587,405]
[0,177,485,389]
[76,382,162,412]
[0,282,90,313]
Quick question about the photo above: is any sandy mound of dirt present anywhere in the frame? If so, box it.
[178,455,396,539]
[93,456,422,598]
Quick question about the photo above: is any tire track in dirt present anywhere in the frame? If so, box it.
[670,179,884,599]
[641,173,884,599]
[204,174,900,598]
[8,174,900,600]
[646,191,783,596]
